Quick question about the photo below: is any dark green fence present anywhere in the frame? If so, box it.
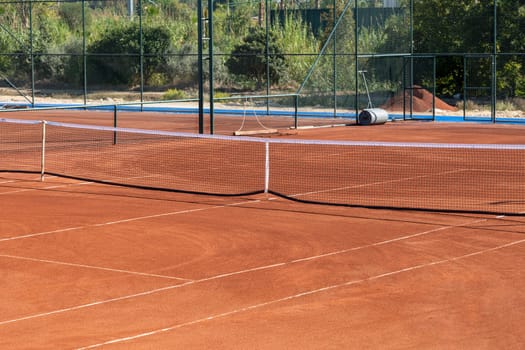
[1,0,524,129]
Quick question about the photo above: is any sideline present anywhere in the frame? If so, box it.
[0,218,488,327]
[76,235,525,349]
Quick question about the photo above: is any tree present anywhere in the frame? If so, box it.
[413,0,485,96]
[497,0,525,53]
[412,0,525,98]
[225,27,286,88]
[87,23,171,86]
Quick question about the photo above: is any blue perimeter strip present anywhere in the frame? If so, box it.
[389,113,525,124]
[2,102,525,125]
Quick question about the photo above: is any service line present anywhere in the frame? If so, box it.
[0,217,488,329]
[76,236,525,349]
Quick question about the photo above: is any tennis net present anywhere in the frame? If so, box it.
[1,118,524,216]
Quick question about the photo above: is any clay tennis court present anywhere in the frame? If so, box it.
[1,110,525,349]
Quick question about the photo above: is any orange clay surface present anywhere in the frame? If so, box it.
[1,110,525,349]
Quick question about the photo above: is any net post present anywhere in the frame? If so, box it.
[113,105,117,145]
[294,94,298,129]
[40,120,46,181]
[264,142,270,194]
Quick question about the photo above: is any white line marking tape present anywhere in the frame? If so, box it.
[291,218,487,264]
[290,169,466,198]
[0,180,93,195]
[0,217,487,329]
[0,282,194,327]
[76,236,525,349]
[0,254,191,282]
[0,180,17,184]
[0,199,261,243]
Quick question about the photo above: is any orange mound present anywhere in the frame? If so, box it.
[382,86,457,112]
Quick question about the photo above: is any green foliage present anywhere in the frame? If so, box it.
[162,88,186,100]
[225,27,286,88]
[58,2,91,32]
[213,2,253,52]
[376,11,410,54]
[413,0,525,98]
[165,43,198,87]
[61,39,84,85]
[0,0,524,103]
[495,99,518,111]
[498,1,525,53]
[272,13,318,87]
[87,23,171,86]
[33,4,70,46]
[412,0,479,96]
[436,73,459,97]
[498,60,525,98]
[0,34,15,73]
[300,4,358,101]
[213,91,230,99]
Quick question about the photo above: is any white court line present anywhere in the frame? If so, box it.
[0,179,93,195]
[0,175,517,331]
[0,180,17,185]
[0,173,158,196]
[0,175,49,186]
[290,168,467,198]
[0,225,91,243]
[0,173,160,194]
[0,254,192,282]
[0,217,484,328]
[0,281,194,327]
[76,236,525,350]
[0,198,262,243]
[291,218,488,264]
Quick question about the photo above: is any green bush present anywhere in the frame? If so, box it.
[162,88,186,100]
[213,91,230,99]
[87,23,171,86]
[498,60,525,98]
[0,34,15,74]
[164,43,198,87]
[225,27,286,88]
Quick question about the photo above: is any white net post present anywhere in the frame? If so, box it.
[40,120,46,182]
[264,142,270,194]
